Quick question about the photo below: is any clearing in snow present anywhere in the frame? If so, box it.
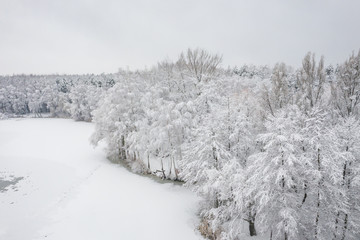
[0,118,201,240]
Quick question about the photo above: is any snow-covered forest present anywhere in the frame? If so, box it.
[1,48,360,240]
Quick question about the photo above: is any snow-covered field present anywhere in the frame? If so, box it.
[0,119,201,240]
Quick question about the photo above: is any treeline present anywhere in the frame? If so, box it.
[0,73,116,120]
[2,48,360,239]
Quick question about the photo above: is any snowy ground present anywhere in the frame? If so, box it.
[0,119,201,240]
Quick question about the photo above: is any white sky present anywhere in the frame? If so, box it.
[1,0,359,75]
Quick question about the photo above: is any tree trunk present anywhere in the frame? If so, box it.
[315,205,320,240]
[341,214,348,240]
[334,211,340,239]
[341,146,349,240]
[173,158,179,180]
[248,205,257,236]
[249,220,256,236]
[302,182,307,205]
[169,156,173,176]
[315,148,321,240]
[147,154,151,171]
[120,135,126,160]
[160,158,166,179]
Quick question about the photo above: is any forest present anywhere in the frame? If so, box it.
[1,48,360,240]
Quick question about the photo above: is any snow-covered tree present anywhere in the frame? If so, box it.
[332,50,360,117]
[332,117,360,240]
[298,108,345,240]
[68,82,103,122]
[91,75,147,167]
[246,105,306,240]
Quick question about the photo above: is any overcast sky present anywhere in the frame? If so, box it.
[1,0,359,75]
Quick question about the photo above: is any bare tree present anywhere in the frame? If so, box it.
[177,48,222,83]
[261,62,291,116]
[296,52,325,112]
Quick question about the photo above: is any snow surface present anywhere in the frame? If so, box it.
[0,119,201,240]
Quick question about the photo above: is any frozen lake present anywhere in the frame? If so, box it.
[0,118,201,240]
